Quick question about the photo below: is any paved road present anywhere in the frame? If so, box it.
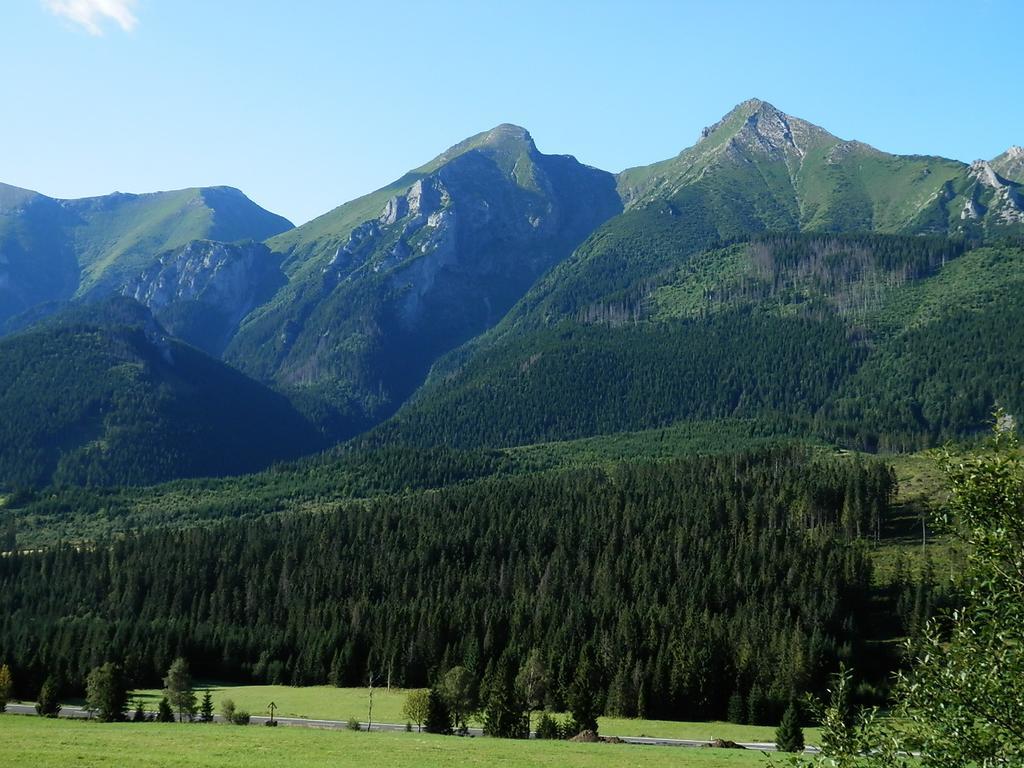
[4,703,819,752]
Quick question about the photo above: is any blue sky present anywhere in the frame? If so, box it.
[3,0,1022,225]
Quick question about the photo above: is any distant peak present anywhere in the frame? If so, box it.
[470,123,537,154]
[695,98,834,160]
[726,98,785,122]
[969,159,1006,188]
[737,97,775,113]
[483,123,533,142]
[425,123,538,173]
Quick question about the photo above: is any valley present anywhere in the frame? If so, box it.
[1,93,1020,767]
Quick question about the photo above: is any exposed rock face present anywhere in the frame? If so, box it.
[967,160,1024,225]
[227,124,623,439]
[122,240,285,355]
[961,195,982,220]
[970,160,1004,189]
[702,99,835,166]
[0,181,293,330]
[991,145,1024,184]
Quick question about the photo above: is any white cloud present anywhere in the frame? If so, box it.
[44,0,139,36]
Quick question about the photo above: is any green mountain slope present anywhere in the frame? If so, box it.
[379,232,1024,451]
[0,183,293,325]
[0,297,324,488]
[69,186,293,296]
[501,100,1021,333]
[0,183,79,325]
[369,101,1023,452]
[225,125,621,438]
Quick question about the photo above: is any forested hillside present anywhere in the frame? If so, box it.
[381,234,1024,452]
[224,125,621,440]
[0,298,324,487]
[0,447,925,723]
[3,103,1023,490]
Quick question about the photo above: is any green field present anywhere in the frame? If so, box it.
[129,684,820,744]
[0,715,770,767]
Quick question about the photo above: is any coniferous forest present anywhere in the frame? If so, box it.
[0,447,921,722]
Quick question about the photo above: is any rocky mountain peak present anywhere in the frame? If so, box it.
[990,146,1024,184]
[480,123,534,146]
[970,160,1006,188]
[428,123,538,172]
[698,99,835,161]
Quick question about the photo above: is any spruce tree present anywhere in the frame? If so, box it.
[747,684,767,726]
[567,647,602,734]
[199,689,214,722]
[727,689,746,724]
[36,678,62,718]
[775,700,804,752]
[156,696,175,723]
[483,656,528,739]
[423,688,452,735]
[132,698,147,722]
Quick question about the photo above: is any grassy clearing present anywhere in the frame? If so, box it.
[0,715,770,767]
[132,683,411,725]
[130,684,819,744]
[872,450,964,584]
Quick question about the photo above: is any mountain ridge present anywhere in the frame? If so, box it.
[0,182,293,326]
[223,122,621,439]
[1,102,1022,488]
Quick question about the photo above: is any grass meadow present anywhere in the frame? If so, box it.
[129,683,821,743]
[0,715,777,768]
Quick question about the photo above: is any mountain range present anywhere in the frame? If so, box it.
[1,98,1022,487]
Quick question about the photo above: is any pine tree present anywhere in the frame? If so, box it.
[747,684,767,726]
[199,689,214,722]
[483,656,528,738]
[156,697,175,723]
[36,678,62,718]
[775,700,805,752]
[727,689,746,724]
[567,647,602,734]
[423,688,452,735]
[132,698,147,722]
